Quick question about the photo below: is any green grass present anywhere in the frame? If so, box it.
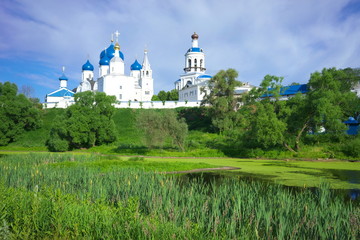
[0,153,359,239]
[144,157,360,189]
[1,151,359,189]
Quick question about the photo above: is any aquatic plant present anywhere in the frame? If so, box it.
[0,154,358,239]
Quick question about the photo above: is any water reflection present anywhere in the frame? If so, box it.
[178,171,360,201]
[326,169,360,184]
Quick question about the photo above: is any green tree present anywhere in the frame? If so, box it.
[46,91,117,151]
[306,68,360,135]
[244,102,286,149]
[250,68,360,152]
[0,82,42,146]
[167,89,179,101]
[157,90,167,103]
[136,110,188,151]
[201,69,242,135]
[151,95,160,101]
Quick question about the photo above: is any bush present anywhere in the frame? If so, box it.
[341,137,360,158]
[46,137,69,152]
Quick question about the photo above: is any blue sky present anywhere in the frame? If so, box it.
[0,0,360,101]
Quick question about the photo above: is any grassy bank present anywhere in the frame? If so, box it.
[1,108,359,160]
[0,153,359,239]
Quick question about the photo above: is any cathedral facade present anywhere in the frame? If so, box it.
[76,34,154,102]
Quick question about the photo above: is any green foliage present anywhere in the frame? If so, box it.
[202,69,242,134]
[177,107,213,131]
[136,110,188,151]
[46,92,117,151]
[153,89,179,102]
[341,136,360,158]
[157,90,167,102]
[0,82,42,146]
[151,95,160,101]
[245,102,286,149]
[167,89,179,101]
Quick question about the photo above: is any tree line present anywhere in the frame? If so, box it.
[202,67,360,156]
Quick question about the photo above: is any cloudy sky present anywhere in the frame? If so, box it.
[0,0,359,101]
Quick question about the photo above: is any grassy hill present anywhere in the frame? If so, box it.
[1,107,353,159]
[0,108,224,157]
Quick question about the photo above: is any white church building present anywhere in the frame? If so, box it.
[45,32,254,108]
[176,33,254,102]
[44,68,75,108]
[76,32,154,102]
[175,33,212,102]
[45,32,154,108]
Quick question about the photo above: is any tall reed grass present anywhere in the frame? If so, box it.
[0,153,359,239]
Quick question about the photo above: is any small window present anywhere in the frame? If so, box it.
[145,91,150,95]
[146,71,149,76]
[119,94,122,99]
[120,86,122,89]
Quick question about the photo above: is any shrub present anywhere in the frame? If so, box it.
[342,137,360,158]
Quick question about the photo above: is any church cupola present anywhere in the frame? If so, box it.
[184,32,206,74]
[82,60,94,71]
[109,41,125,75]
[99,53,110,66]
[191,32,199,47]
[130,59,142,78]
[59,66,68,88]
[131,59,142,71]
[82,59,94,82]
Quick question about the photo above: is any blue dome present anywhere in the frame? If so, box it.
[59,74,68,81]
[100,43,124,61]
[130,59,142,71]
[82,60,94,71]
[99,54,110,66]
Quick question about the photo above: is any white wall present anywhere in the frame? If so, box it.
[44,100,203,109]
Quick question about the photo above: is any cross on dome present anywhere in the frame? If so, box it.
[62,66,65,73]
[114,30,120,42]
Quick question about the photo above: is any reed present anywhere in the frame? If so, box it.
[0,154,359,239]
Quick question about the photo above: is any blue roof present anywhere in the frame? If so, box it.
[197,74,212,79]
[59,73,68,81]
[130,59,142,71]
[82,60,94,71]
[261,84,308,97]
[47,88,74,97]
[99,54,110,66]
[100,43,124,61]
[188,47,202,52]
[344,117,359,125]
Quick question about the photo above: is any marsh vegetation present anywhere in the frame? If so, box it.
[0,154,359,239]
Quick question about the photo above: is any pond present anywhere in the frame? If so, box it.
[179,170,360,201]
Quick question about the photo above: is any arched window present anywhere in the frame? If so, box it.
[146,71,149,76]
[188,59,191,68]
[194,59,197,67]
[200,59,203,68]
